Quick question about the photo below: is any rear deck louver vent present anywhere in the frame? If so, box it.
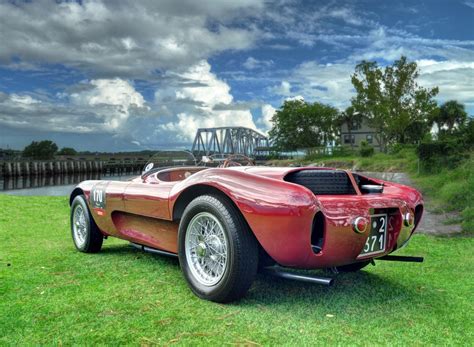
[285,170,356,195]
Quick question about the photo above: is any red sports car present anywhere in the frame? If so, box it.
[69,154,424,302]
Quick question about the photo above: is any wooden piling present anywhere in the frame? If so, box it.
[1,158,142,178]
[31,162,38,175]
[22,162,30,176]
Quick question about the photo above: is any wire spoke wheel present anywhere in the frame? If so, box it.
[72,204,87,248]
[185,212,228,286]
[70,195,103,253]
[178,195,258,302]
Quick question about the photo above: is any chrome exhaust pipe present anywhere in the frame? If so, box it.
[130,242,178,258]
[262,267,333,286]
[377,255,424,262]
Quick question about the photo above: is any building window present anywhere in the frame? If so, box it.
[349,120,361,131]
[344,135,355,144]
[366,134,373,144]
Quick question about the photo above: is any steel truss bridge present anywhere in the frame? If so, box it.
[191,127,269,157]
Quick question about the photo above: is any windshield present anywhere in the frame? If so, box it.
[142,150,197,177]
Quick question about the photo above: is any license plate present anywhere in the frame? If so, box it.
[359,214,387,257]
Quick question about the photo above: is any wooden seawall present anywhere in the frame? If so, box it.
[0,159,147,178]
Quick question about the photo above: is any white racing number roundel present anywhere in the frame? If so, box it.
[90,182,107,209]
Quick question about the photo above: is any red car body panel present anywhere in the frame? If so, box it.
[71,166,423,269]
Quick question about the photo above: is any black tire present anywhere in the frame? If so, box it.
[329,260,371,273]
[257,246,276,271]
[70,195,103,253]
[178,195,258,303]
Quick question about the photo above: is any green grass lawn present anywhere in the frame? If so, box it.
[1,195,473,345]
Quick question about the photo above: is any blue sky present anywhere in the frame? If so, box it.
[0,0,473,151]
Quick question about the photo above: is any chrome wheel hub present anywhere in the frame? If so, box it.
[185,212,228,286]
[72,205,87,247]
[196,242,207,257]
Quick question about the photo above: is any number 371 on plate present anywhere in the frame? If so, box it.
[360,214,388,256]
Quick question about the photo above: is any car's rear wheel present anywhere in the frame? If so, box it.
[70,195,103,253]
[178,195,258,303]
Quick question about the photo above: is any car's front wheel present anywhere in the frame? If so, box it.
[70,195,103,253]
[178,195,258,303]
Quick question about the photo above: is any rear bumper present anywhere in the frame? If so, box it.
[245,194,423,269]
[313,205,418,268]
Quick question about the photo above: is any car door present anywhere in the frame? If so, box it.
[123,173,175,220]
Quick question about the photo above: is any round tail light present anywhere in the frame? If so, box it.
[404,211,415,227]
[353,217,369,234]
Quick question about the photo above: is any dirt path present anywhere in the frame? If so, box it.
[360,172,462,236]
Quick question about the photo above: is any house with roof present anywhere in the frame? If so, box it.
[340,117,381,151]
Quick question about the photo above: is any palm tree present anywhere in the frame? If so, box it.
[436,100,468,134]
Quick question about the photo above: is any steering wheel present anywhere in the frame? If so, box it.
[222,154,255,168]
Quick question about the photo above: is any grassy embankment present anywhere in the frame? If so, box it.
[268,148,474,232]
[0,195,473,345]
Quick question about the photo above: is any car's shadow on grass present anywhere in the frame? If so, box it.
[98,243,179,265]
[243,269,438,313]
[96,243,440,310]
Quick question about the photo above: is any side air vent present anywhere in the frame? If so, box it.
[414,204,424,229]
[285,170,356,195]
[311,212,325,254]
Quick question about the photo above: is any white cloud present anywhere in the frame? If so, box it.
[0,92,103,133]
[348,27,474,63]
[0,79,149,134]
[260,2,369,47]
[285,95,305,102]
[70,78,148,129]
[0,61,263,148]
[157,61,257,141]
[328,8,363,26]
[161,109,257,142]
[291,62,354,108]
[417,59,474,74]
[72,79,146,110]
[9,94,40,106]
[259,104,276,131]
[417,60,474,107]
[286,31,319,47]
[463,1,474,9]
[173,61,233,108]
[243,57,274,70]
[270,80,292,95]
[0,0,262,77]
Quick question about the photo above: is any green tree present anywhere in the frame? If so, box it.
[23,140,58,160]
[465,117,474,147]
[269,99,339,150]
[432,100,468,137]
[57,147,77,156]
[351,56,438,150]
[404,119,433,144]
